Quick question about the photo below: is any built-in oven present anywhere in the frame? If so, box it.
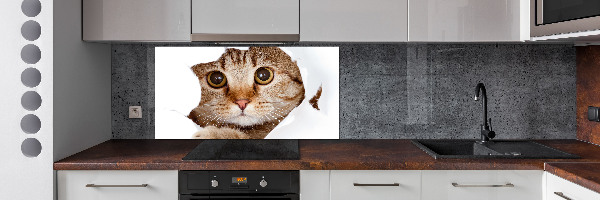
[179,171,299,200]
[531,0,600,38]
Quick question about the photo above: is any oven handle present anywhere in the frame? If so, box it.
[180,194,298,200]
[210,196,296,199]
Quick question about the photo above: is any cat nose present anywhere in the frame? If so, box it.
[235,99,250,110]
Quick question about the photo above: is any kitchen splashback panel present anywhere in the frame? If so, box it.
[112,43,576,139]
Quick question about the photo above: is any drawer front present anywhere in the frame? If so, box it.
[422,170,542,200]
[57,170,178,200]
[330,170,421,200]
[546,172,600,200]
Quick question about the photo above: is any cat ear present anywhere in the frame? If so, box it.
[309,85,323,111]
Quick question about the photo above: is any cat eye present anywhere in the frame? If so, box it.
[207,71,227,88]
[254,67,274,85]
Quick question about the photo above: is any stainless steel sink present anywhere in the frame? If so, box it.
[412,140,579,159]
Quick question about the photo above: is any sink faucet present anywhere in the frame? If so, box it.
[474,83,495,143]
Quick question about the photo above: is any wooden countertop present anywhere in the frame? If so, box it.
[545,162,600,194]
[53,139,600,195]
[54,139,600,171]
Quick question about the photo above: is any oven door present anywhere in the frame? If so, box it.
[180,194,299,200]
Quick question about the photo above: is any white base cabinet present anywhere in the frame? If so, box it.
[330,170,421,200]
[545,172,600,200]
[56,170,600,200]
[57,170,178,200]
[300,170,330,200]
[422,170,543,200]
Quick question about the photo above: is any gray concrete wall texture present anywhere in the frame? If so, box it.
[112,44,576,139]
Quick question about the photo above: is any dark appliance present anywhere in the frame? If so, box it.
[182,140,300,160]
[179,171,299,200]
[532,0,600,37]
[535,0,600,25]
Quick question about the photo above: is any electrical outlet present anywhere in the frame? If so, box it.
[129,106,142,118]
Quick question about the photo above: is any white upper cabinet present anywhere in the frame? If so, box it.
[191,0,299,41]
[300,0,408,42]
[409,0,530,42]
[83,0,191,41]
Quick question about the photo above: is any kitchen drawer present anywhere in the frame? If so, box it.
[330,170,421,200]
[545,172,600,200]
[57,170,178,200]
[422,170,542,200]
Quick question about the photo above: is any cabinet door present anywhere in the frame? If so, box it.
[300,171,330,200]
[191,0,299,36]
[330,170,420,200]
[422,170,542,200]
[300,0,408,42]
[409,0,529,41]
[546,172,600,200]
[83,0,191,41]
[57,170,178,200]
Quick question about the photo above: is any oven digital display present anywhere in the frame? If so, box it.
[232,177,247,184]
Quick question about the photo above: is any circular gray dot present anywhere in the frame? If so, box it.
[21,68,41,88]
[21,138,42,157]
[21,0,41,17]
[21,114,41,134]
[21,20,41,41]
[22,91,42,111]
[21,44,41,64]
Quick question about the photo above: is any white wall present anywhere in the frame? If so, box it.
[0,0,111,199]
[0,0,54,199]
[53,0,112,162]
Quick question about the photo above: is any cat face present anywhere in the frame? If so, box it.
[189,47,305,128]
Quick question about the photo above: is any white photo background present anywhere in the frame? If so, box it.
[155,47,339,139]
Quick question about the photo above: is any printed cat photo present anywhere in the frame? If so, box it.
[188,47,307,139]
[155,47,339,139]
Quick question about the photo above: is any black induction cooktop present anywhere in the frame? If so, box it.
[182,139,300,160]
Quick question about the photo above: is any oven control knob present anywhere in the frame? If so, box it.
[259,179,267,187]
[211,180,218,188]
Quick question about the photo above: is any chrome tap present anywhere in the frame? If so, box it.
[474,83,495,143]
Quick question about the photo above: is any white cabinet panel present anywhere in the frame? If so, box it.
[422,170,542,200]
[192,0,299,34]
[545,172,600,200]
[83,0,191,41]
[301,0,408,42]
[57,170,178,200]
[300,170,330,200]
[330,170,420,200]
[409,0,529,41]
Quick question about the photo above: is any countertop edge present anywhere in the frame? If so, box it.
[545,162,600,194]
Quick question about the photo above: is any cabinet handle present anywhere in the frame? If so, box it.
[353,183,400,186]
[451,183,514,188]
[554,192,573,200]
[86,184,149,188]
